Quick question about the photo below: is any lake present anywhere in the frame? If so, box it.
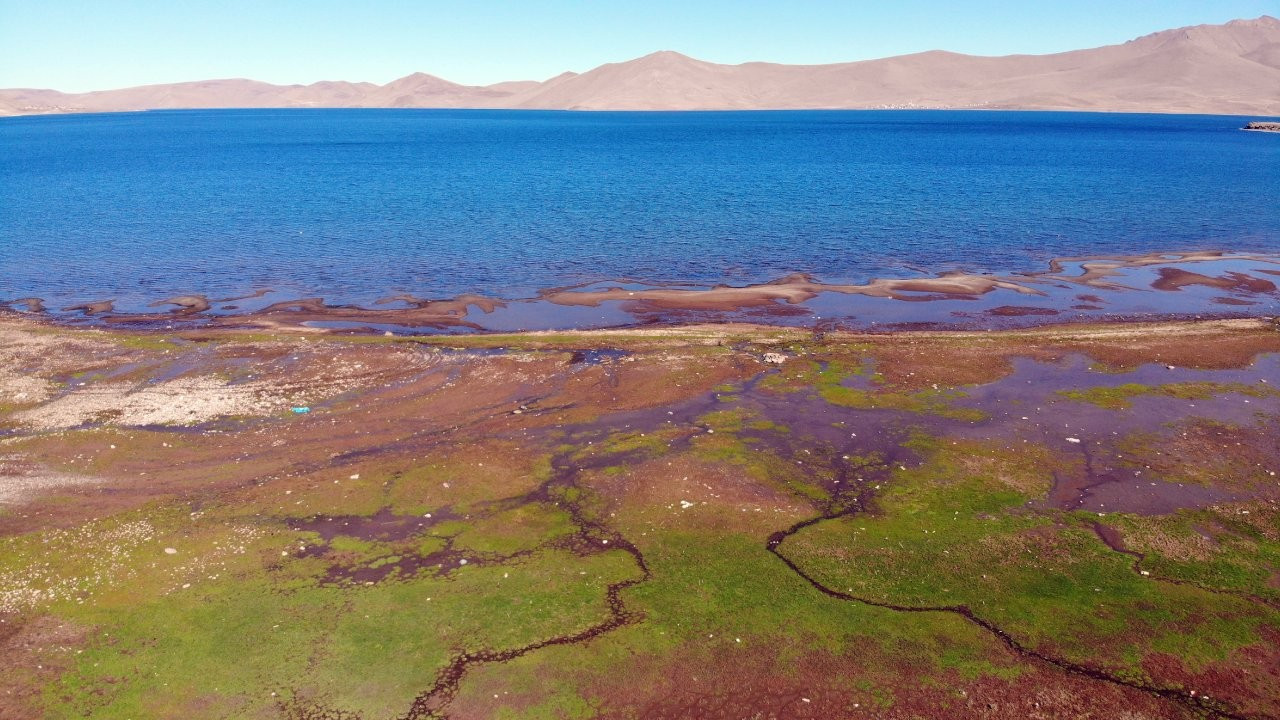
[1,109,1277,325]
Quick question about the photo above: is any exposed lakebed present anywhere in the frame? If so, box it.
[1,318,1278,718]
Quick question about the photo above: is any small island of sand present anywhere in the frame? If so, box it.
[1243,121,1280,132]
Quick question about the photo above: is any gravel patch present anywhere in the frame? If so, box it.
[13,377,286,430]
[0,455,100,504]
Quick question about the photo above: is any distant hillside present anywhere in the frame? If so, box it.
[4,16,1279,116]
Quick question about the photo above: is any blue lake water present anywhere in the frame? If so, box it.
[1,109,1278,314]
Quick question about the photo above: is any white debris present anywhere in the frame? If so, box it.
[1066,437,1081,444]
[680,500,695,509]
[163,547,177,555]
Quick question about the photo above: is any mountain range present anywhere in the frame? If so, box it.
[3,16,1279,117]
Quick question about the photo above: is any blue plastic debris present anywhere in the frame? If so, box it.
[291,406,311,414]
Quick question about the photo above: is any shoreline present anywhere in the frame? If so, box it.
[3,312,1276,357]
[3,250,1277,336]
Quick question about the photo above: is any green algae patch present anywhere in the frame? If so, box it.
[572,428,676,463]
[818,384,986,421]
[104,333,180,351]
[696,408,750,433]
[748,418,790,433]
[1056,381,1278,410]
[759,357,987,421]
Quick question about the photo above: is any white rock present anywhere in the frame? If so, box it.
[163,547,177,555]
[1066,437,1081,444]
[762,352,787,364]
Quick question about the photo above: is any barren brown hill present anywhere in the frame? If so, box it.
[3,16,1278,116]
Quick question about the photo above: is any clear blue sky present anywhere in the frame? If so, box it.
[2,0,1277,91]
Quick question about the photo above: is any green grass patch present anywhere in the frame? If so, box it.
[784,437,1275,677]
[1109,506,1280,605]
[453,504,578,556]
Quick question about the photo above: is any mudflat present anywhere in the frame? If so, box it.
[7,251,1279,335]
[1,316,1279,719]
